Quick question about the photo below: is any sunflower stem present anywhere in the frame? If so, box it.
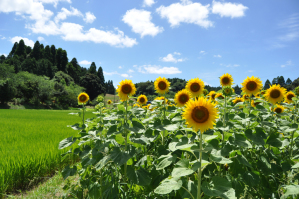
[162,96,166,145]
[223,96,227,146]
[197,132,203,199]
[124,100,128,191]
[82,104,85,126]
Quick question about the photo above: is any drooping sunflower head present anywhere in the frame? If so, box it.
[232,97,244,105]
[251,100,261,108]
[294,86,299,96]
[264,84,286,104]
[241,76,263,95]
[215,93,224,99]
[285,91,295,104]
[116,79,136,101]
[208,91,217,101]
[107,100,112,105]
[222,86,233,96]
[97,95,104,102]
[203,89,209,96]
[137,94,148,105]
[220,73,234,87]
[174,89,192,107]
[154,77,170,95]
[182,97,218,133]
[242,94,250,101]
[78,92,89,104]
[272,104,285,114]
[185,78,205,98]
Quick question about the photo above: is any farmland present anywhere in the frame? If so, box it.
[0,109,94,196]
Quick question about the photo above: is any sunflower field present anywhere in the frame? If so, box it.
[59,75,299,199]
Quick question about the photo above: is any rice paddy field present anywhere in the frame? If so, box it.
[0,109,95,197]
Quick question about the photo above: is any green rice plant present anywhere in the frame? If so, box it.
[0,109,94,197]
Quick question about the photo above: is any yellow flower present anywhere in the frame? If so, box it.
[215,93,224,99]
[133,103,141,108]
[264,84,286,104]
[154,77,170,95]
[251,100,261,108]
[208,91,217,101]
[137,94,148,105]
[182,97,218,133]
[203,89,208,96]
[78,92,89,104]
[185,78,205,98]
[255,92,261,98]
[272,104,285,114]
[107,100,112,105]
[242,94,250,101]
[220,73,234,87]
[154,96,168,104]
[116,79,136,101]
[174,89,192,107]
[241,76,263,95]
[285,91,295,104]
[232,97,244,105]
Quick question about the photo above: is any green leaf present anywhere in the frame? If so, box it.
[103,115,118,120]
[154,178,183,194]
[127,166,152,186]
[107,124,118,135]
[266,133,282,147]
[210,154,233,164]
[88,182,101,199]
[236,155,252,168]
[291,162,299,169]
[233,134,252,148]
[171,167,195,178]
[202,176,236,199]
[59,136,77,149]
[61,165,77,180]
[163,124,179,131]
[110,147,135,166]
[242,171,260,187]
[156,154,177,170]
[281,185,299,199]
[95,155,111,171]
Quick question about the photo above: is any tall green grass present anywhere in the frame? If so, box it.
[0,109,94,196]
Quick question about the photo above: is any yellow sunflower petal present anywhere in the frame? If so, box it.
[137,94,148,105]
[185,78,205,98]
[220,73,234,87]
[264,84,286,104]
[116,79,136,101]
[285,91,295,104]
[78,92,89,104]
[174,89,192,107]
[154,77,170,95]
[241,76,263,95]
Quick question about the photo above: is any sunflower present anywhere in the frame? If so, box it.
[285,91,295,104]
[116,79,136,101]
[203,89,208,96]
[260,90,266,95]
[220,73,234,87]
[215,93,224,99]
[185,78,205,98]
[154,96,168,104]
[208,91,217,101]
[295,86,299,96]
[232,97,244,105]
[133,103,141,108]
[222,86,233,96]
[182,97,218,133]
[241,76,263,95]
[272,105,285,114]
[255,92,261,98]
[78,92,89,104]
[264,84,286,104]
[242,94,250,101]
[107,100,112,105]
[174,89,192,107]
[251,100,261,108]
[137,94,148,105]
[154,77,170,95]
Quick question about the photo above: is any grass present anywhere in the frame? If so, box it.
[0,109,94,197]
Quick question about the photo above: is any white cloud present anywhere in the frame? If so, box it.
[156,0,212,28]
[278,14,299,42]
[122,9,164,38]
[173,52,181,55]
[247,70,254,73]
[54,7,83,24]
[212,1,248,18]
[160,53,185,63]
[1,53,7,57]
[128,69,134,73]
[118,66,122,69]
[200,50,205,54]
[1,37,6,39]
[79,60,92,65]
[10,36,34,47]
[214,54,221,58]
[104,71,119,76]
[37,36,44,41]
[84,12,96,23]
[37,0,71,8]
[121,74,129,78]
[143,0,156,7]
[137,65,182,74]
[281,60,293,68]
[224,64,239,67]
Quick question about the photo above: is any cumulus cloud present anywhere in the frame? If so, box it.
[160,53,184,63]
[38,0,71,8]
[128,69,134,73]
[10,36,34,47]
[37,36,44,41]
[156,0,212,28]
[281,60,293,68]
[214,54,221,58]
[223,64,239,67]
[104,71,119,76]
[200,50,205,54]
[143,0,156,7]
[122,9,164,38]
[121,74,129,77]
[137,65,182,74]
[54,7,82,24]
[118,66,122,69]
[1,37,6,40]
[79,60,92,65]
[84,12,96,23]
[212,1,248,18]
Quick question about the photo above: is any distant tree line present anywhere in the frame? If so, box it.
[264,76,298,91]
[0,39,116,107]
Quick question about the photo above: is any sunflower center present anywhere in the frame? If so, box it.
[139,97,145,103]
[246,81,257,91]
[254,102,261,106]
[212,94,216,99]
[158,81,167,90]
[235,99,242,104]
[275,108,282,113]
[190,83,200,92]
[287,94,294,100]
[222,77,230,84]
[79,95,87,102]
[270,89,280,99]
[122,84,132,94]
[225,89,230,94]
[179,94,189,104]
[192,106,209,123]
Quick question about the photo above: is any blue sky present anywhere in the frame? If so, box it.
[0,0,299,87]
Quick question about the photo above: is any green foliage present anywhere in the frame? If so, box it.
[80,73,106,100]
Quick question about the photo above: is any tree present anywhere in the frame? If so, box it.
[61,50,68,73]
[0,55,5,63]
[286,78,292,85]
[26,46,32,55]
[278,76,285,87]
[80,73,106,100]
[12,55,22,73]
[50,45,56,65]
[0,78,16,104]
[69,58,81,83]
[31,41,41,60]
[21,58,37,74]
[7,42,18,58]
[97,66,105,87]
[53,71,74,86]
[37,59,55,77]
[56,48,63,71]
[44,45,51,61]
[233,85,241,95]
[89,62,97,75]
[272,77,278,85]
[14,39,26,59]
[264,79,271,90]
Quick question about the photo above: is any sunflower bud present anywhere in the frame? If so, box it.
[222,86,233,96]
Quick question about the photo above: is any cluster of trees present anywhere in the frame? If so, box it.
[264,76,298,91]
[0,39,116,107]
